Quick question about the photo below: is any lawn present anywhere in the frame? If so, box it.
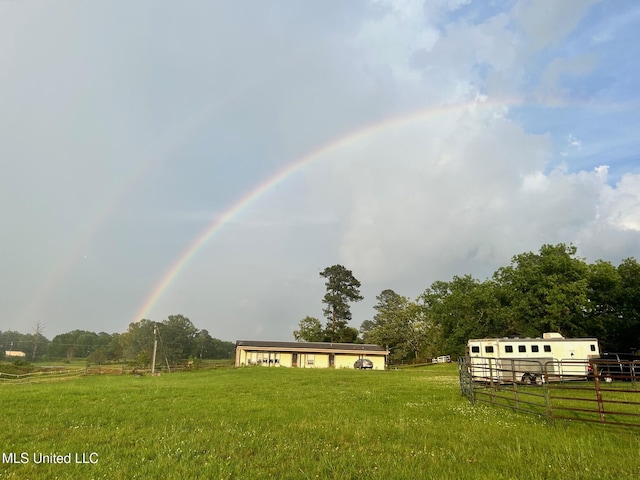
[1,365,639,479]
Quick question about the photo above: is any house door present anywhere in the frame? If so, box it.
[329,353,335,368]
[291,353,298,367]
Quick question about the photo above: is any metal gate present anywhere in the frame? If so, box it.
[458,357,640,428]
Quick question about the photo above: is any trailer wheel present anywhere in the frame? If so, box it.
[528,374,543,385]
[521,373,533,385]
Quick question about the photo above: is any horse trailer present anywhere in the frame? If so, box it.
[467,333,600,384]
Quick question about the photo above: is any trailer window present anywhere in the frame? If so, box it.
[531,345,539,353]
[505,345,513,353]
[518,345,526,353]
[471,346,480,353]
[590,344,596,351]
[544,345,551,352]
[485,346,494,353]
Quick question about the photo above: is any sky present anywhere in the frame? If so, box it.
[1,0,639,342]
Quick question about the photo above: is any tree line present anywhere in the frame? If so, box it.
[294,244,640,363]
[0,314,234,364]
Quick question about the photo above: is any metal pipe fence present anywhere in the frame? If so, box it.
[459,357,640,428]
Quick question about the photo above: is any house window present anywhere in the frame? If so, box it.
[531,345,539,353]
[505,345,513,353]
[518,345,526,353]
[471,346,480,353]
[307,354,315,366]
[485,346,494,353]
[544,345,551,352]
[590,344,596,351]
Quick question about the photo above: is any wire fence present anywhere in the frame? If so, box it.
[459,357,640,428]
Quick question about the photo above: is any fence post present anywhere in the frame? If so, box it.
[592,362,606,422]
[489,359,495,403]
[511,359,519,409]
[469,359,476,404]
[543,361,551,422]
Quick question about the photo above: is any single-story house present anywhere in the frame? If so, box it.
[235,340,388,369]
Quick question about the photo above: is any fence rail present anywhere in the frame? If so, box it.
[459,357,640,428]
[0,367,85,384]
[0,362,236,384]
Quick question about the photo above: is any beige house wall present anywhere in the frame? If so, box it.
[334,354,360,369]
[236,346,386,369]
[369,356,386,370]
[280,353,293,367]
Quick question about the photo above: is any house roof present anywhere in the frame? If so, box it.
[236,340,388,355]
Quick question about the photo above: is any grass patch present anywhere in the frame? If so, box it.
[1,365,639,479]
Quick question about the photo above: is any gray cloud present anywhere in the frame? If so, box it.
[1,0,638,341]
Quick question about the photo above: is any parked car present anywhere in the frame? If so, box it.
[588,353,640,382]
[354,358,373,369]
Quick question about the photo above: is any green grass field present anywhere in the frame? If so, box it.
[1,365,639,479]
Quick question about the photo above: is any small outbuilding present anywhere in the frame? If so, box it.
[4,350,26,358]
[235,340,388,369]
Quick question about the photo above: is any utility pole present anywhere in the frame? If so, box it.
[151,325,158,375]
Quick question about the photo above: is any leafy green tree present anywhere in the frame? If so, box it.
[49,330,107,360]
[160,314,198,364]
[87,333,122,364]
[192,329,215,359]
[584,260,621,349]
[0,330,47,360]
[293,316,325,342]
[121,319,156,364]
[492,244,590,338]
[121,316,233,364]
[362,289,430,362]
[190,330,233,359]
[336,326,360,343]
[320,265,363,342]
[616,258,640,352]
[403,301,431,360]
[420,276,500,358]
[363,290,408,357]
[208,338,235,359]
[359,319,376,338]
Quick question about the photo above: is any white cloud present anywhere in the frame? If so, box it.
[560,133,583,157]
[271,99,639,292]
[599,173,640,232]
[353,0,441,93]
[303,102,551,281]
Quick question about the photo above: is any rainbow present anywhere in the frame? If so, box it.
[133,96,520,322]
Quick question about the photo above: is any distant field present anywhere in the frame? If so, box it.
[1,365,639,479]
